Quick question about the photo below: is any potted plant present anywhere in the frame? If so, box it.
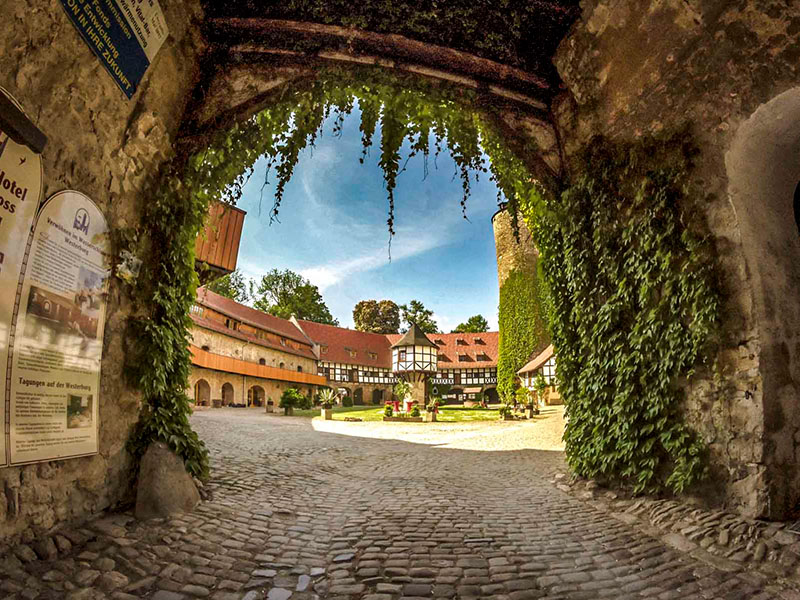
[319,388,337,420]
[499,404,513,420]
[384,403,394,418]
[515,386,534,418]
[279,388,303,416]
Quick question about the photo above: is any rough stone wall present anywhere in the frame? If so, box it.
[0,0,205,549]
[492,208,539,288]
[554,0,800,518]
[187,367,315,412]
[189,327,317,374]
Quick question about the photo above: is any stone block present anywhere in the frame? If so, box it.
[135,443,200,520]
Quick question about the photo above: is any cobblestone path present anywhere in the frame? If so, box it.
[1,409,796,599]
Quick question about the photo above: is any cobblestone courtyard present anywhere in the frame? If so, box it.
[2,408,798,599]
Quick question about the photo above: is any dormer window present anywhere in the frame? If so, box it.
[280,337,287,346]
[456,338,467,346]
[438,354,447,361]
[321,345,328,354]
[435,339,445,345]
[345,347,357,358]
[458,354,469,362]
[476,354,488,361]
[368,352,377,360]
[259,358,266,365]
[474,337,484,344]
[201,345,210,352]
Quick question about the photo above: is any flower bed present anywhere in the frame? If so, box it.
[383,416,424,422]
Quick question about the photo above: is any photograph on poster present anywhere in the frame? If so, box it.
[26,270,105,341]
[66,394,93,429]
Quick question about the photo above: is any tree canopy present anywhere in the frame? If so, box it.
[251,268,339,325]
[452,314,489,333]
[399,300,438,333]
[205,268,250,303]
[353,299,401,334]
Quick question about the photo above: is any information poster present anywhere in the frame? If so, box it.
[59,0,169,99]
[8,191,110,465]
[0,88,43,466]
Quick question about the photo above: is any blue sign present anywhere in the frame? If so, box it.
[59,0,167,99]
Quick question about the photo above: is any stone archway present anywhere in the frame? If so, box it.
[372,389,384,405]
[194,379,211,406]
[249,385,265,407]
[725,86,800,517]
[221,382,235,407]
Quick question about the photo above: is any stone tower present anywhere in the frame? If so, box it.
[491,203,538,288]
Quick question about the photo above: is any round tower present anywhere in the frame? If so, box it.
[491,204,539,288]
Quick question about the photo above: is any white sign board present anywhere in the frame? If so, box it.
[0,88,43,466]
[8,191,110,465]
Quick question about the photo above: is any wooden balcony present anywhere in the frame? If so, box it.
[189,345,327,386]
[195,202,246,283]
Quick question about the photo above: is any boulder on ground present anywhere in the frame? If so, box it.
[135,442,200,520]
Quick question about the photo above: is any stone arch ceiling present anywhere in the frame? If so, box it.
[181,3,580,183]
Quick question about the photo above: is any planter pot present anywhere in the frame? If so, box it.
[321,408,332,420]
[425,412,437,422]
[284,407,294,416]
[212,399,222,408]
[502,414,515,421]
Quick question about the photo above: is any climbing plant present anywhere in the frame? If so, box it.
[195,66,532,241]
[521,133,719,493]
[497,268,551,402]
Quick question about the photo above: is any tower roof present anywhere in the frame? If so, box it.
[390,322,437,349]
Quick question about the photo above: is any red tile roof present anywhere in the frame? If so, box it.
[295,320,394,367]
[386,331,499,369]
[195,287,309,344]
[190,314,317,360]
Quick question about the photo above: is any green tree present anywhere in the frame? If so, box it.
[205,268,250,303]
[451,314,489,333]
[353,299,400,333]
[399,300,438,333]
[251,268,339,325]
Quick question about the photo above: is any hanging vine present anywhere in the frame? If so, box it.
[521,132,719,493]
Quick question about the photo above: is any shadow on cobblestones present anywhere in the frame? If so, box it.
[0,410,794,600]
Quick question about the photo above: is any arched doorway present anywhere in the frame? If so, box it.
[484,387,499,405]
[353,388,364,406]
[725,86,800,518]
[194,379,210,406]
[372,389,384,405]
[249,385,265,407]
[221,382,234,406]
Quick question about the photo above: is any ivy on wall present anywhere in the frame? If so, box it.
[497,268,550,402]
[123,150,239,479]
[522,133,719,493]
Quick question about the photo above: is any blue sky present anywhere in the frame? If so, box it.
[233,107,503,331]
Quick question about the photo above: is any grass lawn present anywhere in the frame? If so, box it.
[289,404,501,422]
